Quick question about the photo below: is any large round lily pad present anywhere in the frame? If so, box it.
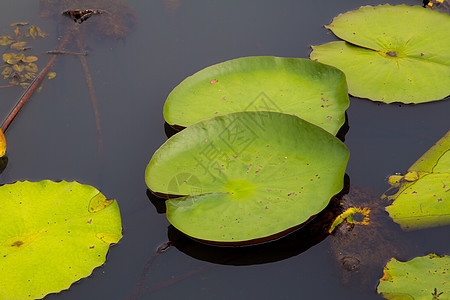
[163,56,349,135]
[0,180,122,299]
[310,4,450,103]
[383,131,450,230]
[145,111,349,244]
[377,254,449,299]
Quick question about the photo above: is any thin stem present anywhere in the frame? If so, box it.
[128,242,174,300]
[76,38,103,155]
[46,50,88,56]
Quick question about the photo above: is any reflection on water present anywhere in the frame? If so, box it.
[143,176,410,290]
[39,0,136,39]
[0,0,449,299]
[0,156,7,174]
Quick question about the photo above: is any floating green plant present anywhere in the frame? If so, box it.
[163,56,349,135]
[310,5,450,103]
[0,180,122,299]
[383,131,450,231]
[377,254,449,299]
[0,23,46,88]
[146,111,349,245]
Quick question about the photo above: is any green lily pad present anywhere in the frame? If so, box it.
[0,180,122,299]
[145,111,349,245]
[377,254,449,299]
[163,56,349,135]
[310,4,450,103]
[383,131,450,231]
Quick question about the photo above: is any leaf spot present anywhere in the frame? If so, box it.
[386,51,397,57]
[12,241,23,247]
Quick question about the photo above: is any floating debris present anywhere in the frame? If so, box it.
[40,0,136,39]
[63,9,103,24]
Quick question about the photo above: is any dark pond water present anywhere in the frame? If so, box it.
[0,0,449,299]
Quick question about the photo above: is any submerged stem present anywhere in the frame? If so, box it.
[76,38,104,155]
[128,241,175,300]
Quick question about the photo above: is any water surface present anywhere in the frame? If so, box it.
[0,1,449,299]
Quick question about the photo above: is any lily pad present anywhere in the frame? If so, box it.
[0,180,122,299]
[163,56,349,135]
[377,254,449,299]
[310,4,450,103]
[145,111,349,245]
[383,131,450,231]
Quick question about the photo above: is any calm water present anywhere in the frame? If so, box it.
[0,1,449,299]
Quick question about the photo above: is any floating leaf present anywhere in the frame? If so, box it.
[383,131,450,230]
[2,53,18,64]
[21,55,37,63]
[10,22,28,27]
[6,58,20,65]
[146,111,349,245]
[36,26,47,38]
[163,56,349,135]
[310,5,450,103]
[9,79,19,85]
[29,25,37,39]
[0,129,5,157]
[25,63,38,73]
[14,27,20,36]
[0,36,14,46]
[0,180,122,299]
[24,72,36,80]
[377,254,449,299]
[10,41,27,50]
[1,67,12,77]
[47,72,56,79]
[12,64,25,72]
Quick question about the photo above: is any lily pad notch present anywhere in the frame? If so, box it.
[146,111,349,245]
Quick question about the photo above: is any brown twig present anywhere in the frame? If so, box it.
[1,29,76,133]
